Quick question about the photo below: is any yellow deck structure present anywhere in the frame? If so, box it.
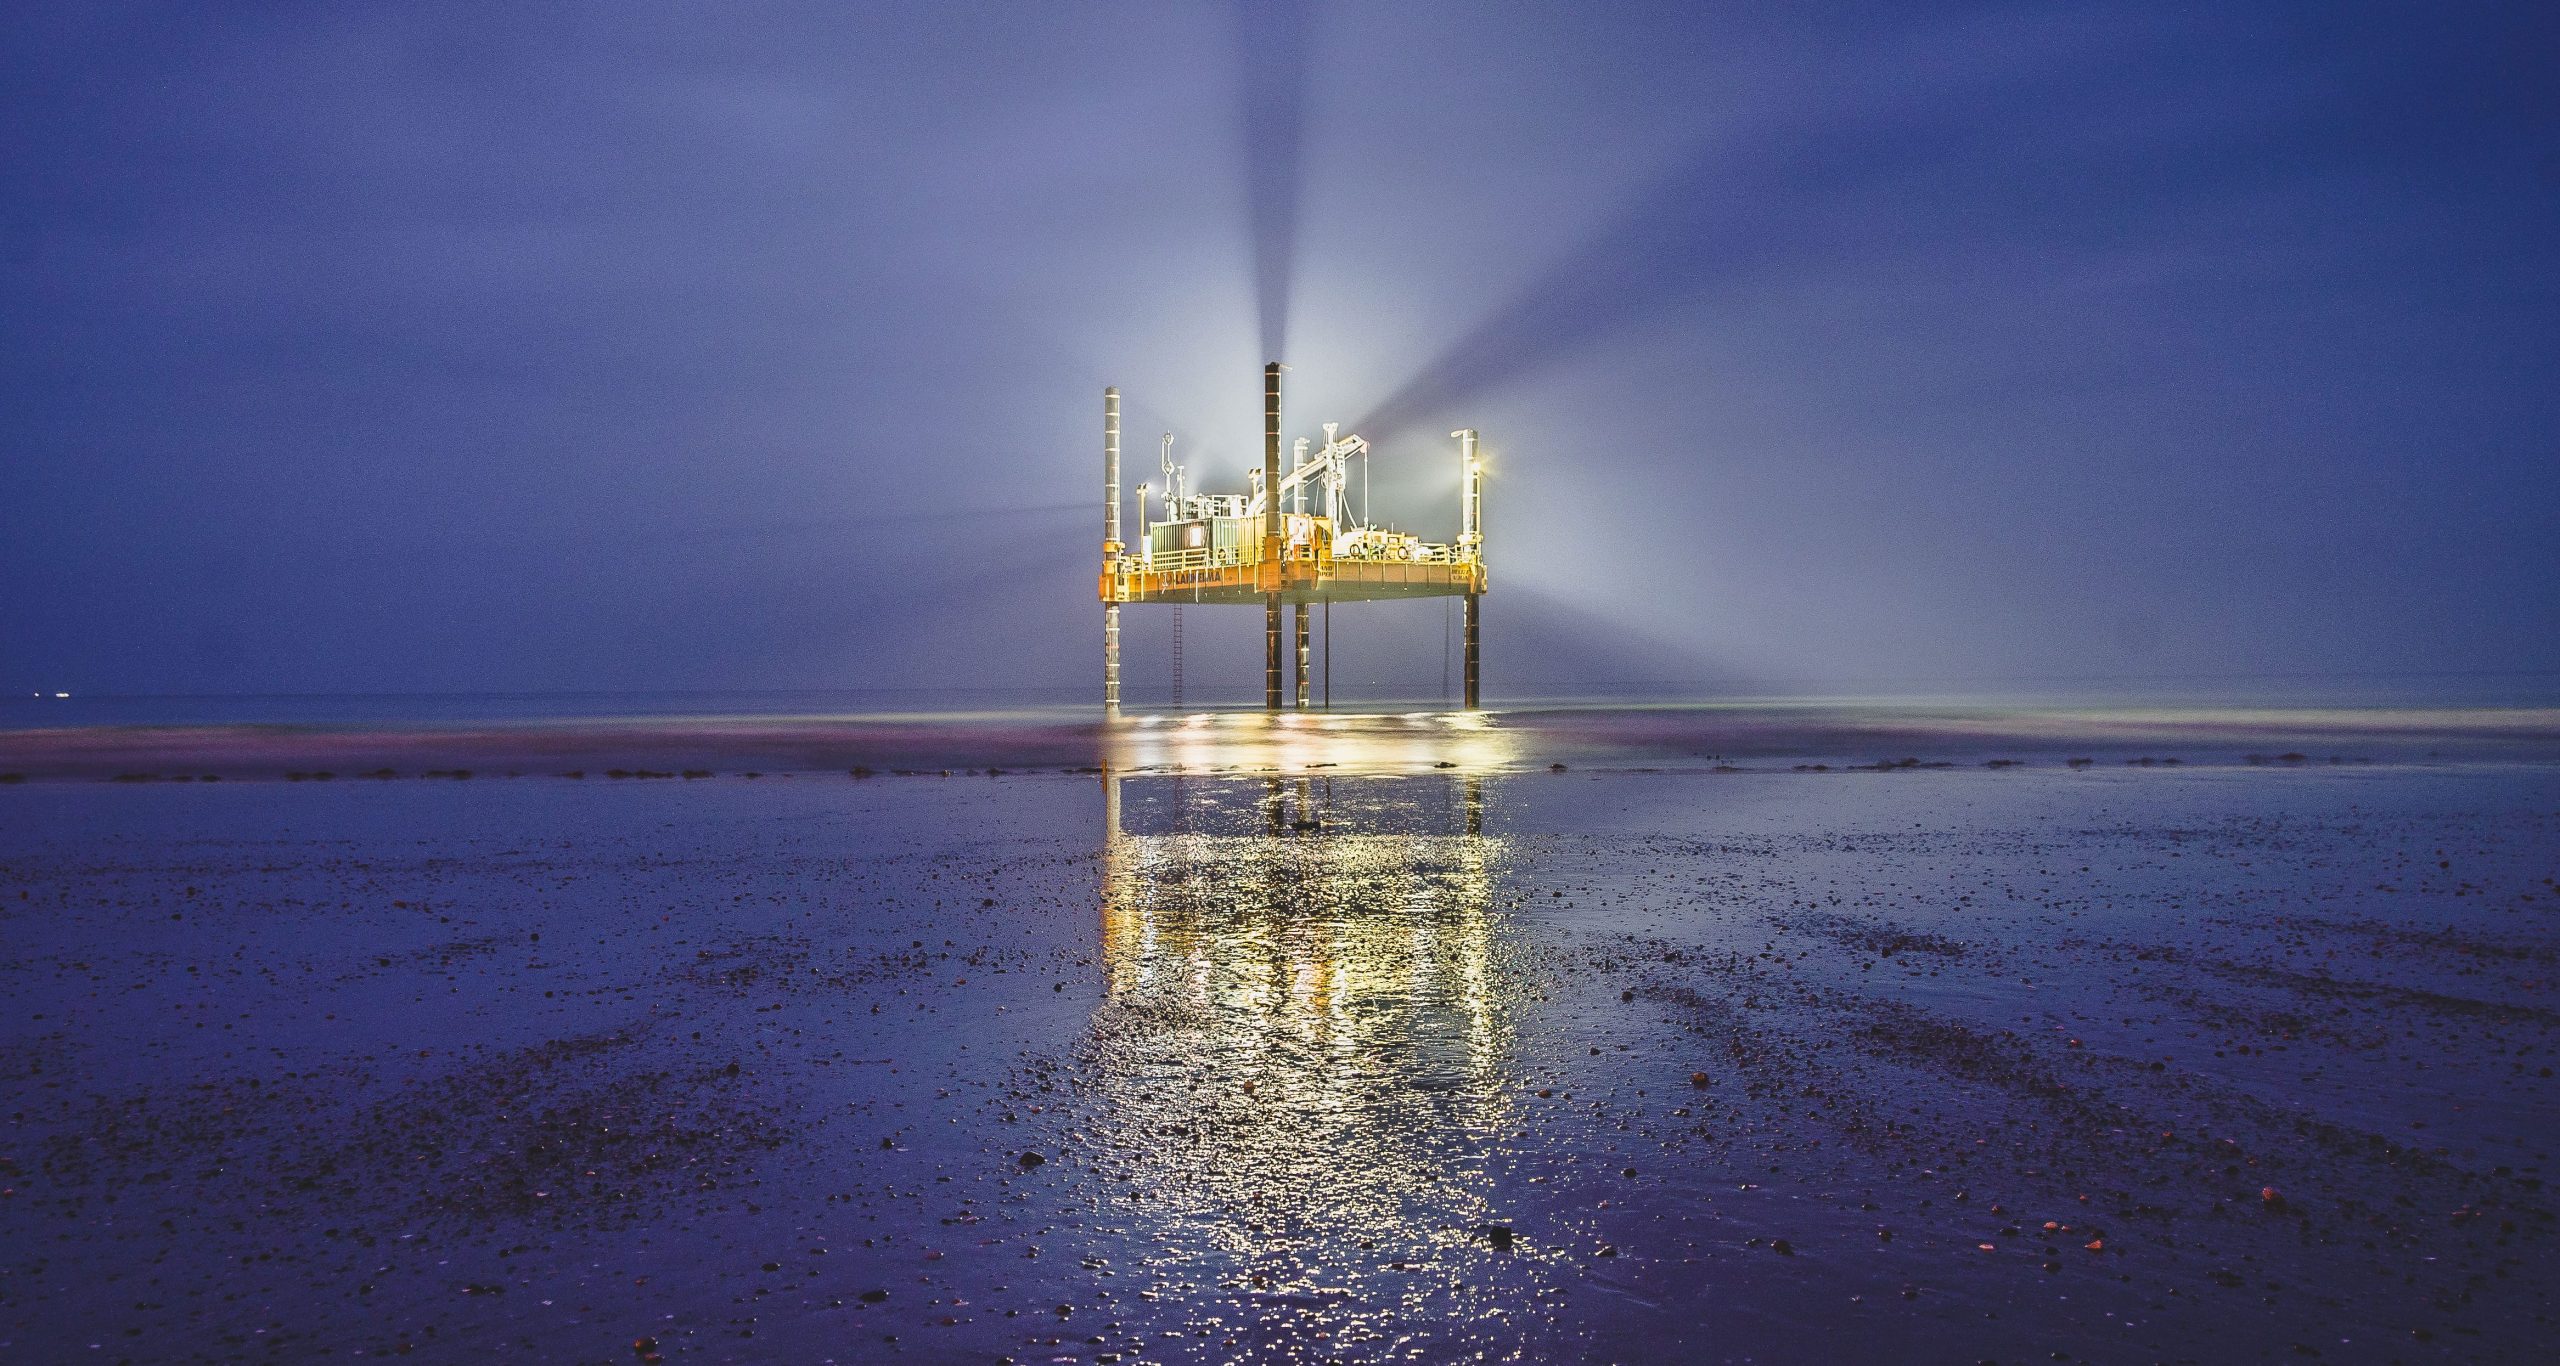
[1100,525,1486,606]
[1098,364,1485,711]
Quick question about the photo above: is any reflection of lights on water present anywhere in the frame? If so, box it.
[1106,709,1517,777]
[1093,768,1512,1264]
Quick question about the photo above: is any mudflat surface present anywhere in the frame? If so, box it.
[3,757,2556,1363]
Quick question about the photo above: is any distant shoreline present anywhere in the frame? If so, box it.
[2,703,2554,784]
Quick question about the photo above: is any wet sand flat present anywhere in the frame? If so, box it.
[3,741,2556,1362]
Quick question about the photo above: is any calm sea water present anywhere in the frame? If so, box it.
[0,689,1092,728]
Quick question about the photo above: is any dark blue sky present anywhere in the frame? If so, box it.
[3,2,2553,703]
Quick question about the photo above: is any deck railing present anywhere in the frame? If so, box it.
[1132,543,1472,574]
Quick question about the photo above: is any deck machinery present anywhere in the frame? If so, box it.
[1099,363,1486,712]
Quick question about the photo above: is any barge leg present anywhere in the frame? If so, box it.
[1462,591,1480,710]
[1103,386,1121,714]
[1293,602,1310,709]
[1105,604,1121,712]
[1262,362,1284,712]
[1265,597,1282,710]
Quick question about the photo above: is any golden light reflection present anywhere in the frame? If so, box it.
[1103,708,1518,778]
[1090,760,1515,1274]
